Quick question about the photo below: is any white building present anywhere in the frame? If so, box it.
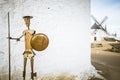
[0,0,102,80]
[91,29,108,42]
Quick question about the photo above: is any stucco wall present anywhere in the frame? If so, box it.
[0,0,102,80]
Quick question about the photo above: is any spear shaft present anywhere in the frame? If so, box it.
[8,12,11,80]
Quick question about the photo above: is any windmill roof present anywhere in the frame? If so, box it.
[91,23,101,29]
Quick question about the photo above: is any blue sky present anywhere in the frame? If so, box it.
[91,0,120,35]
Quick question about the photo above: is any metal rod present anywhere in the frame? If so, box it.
[8,12,11,80]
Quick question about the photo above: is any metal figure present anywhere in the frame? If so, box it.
[9,16,49,80]
[9,16,37,80]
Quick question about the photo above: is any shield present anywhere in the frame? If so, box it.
[31,33,49,51]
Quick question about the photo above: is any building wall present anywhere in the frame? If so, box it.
[91,30,108,42]
[0,0,100,79]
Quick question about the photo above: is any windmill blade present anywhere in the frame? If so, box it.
[99,18,108,34]
[91,15,100,25]
[99,25,108,34]
[104,25,108,33]
[91,15,109,35]
[100,16,108,25]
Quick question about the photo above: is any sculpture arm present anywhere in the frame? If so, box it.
[8,34,24,41]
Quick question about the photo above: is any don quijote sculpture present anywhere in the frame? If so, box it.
[8,16,49,80]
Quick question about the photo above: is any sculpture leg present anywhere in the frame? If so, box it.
[30,57,36,80]
[23,57,27,80]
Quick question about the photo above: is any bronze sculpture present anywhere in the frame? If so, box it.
[9,16,49,80]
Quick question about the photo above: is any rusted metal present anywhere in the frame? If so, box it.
[8,12,11,80]
[31,33,49,51]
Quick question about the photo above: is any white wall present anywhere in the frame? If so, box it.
[0,0,101,80]
[91,29,108,42]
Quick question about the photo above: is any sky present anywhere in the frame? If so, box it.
[91,0,120,37]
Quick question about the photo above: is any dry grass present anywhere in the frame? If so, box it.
[88,77,103,80]
[103,37,117,42]
[40,73,77,80]
[40,73,103,80]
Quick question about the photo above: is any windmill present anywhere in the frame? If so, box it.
[91,15,108,41]
[91,15,108,34]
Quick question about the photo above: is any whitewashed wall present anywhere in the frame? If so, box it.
[0,0,102,80]
[91,29,108,42]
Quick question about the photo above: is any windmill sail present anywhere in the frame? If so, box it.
[91,15,108,34]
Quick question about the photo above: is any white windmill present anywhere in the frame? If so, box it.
[91,15,108,42]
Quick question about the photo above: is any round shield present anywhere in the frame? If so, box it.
[31,33,49,51]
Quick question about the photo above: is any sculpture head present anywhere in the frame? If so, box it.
[23,16,33,30]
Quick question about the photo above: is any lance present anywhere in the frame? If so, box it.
[8,12,11,80]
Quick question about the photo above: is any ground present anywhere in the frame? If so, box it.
[91,40,120,80]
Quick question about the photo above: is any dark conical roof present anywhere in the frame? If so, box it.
[91,23,101,29]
